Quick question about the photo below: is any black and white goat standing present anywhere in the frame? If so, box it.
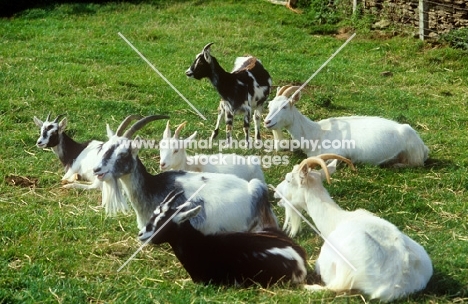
[33,114,140,214]
[185,43,272,144]
[139,190,307,288]
[93,115,278,232]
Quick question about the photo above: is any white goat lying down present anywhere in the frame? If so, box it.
[274,153,433,302]
[139,190,307,288]
[264,86,429,167]
[159,121,265,182]
[93,115,278,232]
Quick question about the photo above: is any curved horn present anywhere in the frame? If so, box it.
[281,86,302,104]
[174,122,187,139]
[316,153,356,171]
[276,85,292,97]
[116,114,143,136]
[46,112,51,122]
[54,114,66,123]
[123,115,169,138]
[203,42,214,52]
[298,157,331,184]
[281,86,301,98]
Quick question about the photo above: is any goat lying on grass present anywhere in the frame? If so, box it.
[93,115,278,232]
[264,85,429,167]
[159,121,265,182]
[274,153,433,302]
[33,113,134,214]
[139,190,307,287]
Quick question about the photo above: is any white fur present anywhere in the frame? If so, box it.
[275,157,433,301]
[159,121,265,182]
[93,120,277,232]
[264,86,429,167]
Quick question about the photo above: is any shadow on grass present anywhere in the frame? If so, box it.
[424,268,467,299]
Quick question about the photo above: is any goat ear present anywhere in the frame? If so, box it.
[163,121,171,139]
[106,124,115,138]
[202,43,213,64]
[33,116,43,127]
[130,136,141,155]
[58,117,67,132]
[184,131,197,145]
[174,205,202,224]
[320,160,337,181]
[290,91,301,105]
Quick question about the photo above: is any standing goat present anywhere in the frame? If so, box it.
[139,190,307,287]
[185,43,272,144]
[274,153,433,301]
[33,114,141,214]
[93,115,278,232]
[159,121,265,182]
[264,86,429,167]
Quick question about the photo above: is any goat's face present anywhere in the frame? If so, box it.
[93,136,136,181]
[159,131,196,171]
[138,190,201,244]
[264,96,294,130]
[159,138,183,171]
[33,116,66,148]
[185,43,214,80]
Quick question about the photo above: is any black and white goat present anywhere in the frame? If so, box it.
[139,190,307,287]
[33,113,104,189]
[185,43,272,144]
[33,114,142,214]
[93,115,278,232]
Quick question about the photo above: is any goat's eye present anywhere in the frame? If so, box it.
[173,149,178,154]
[46,125,53,131]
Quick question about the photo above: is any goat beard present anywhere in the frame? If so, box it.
[101,177,130,216]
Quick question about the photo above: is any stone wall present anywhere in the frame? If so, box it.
[363,0,468,36]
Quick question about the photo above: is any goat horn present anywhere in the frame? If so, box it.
[316,153,356,171]
[116,114,143,136]
[298,157,331,184]
[281,86,301,97]
[161,189,185,208]
[54,114,66,123]
[174,122,187,139]
[203,42,214,52]
[123,115,169,139]
[46,112,51,122]
[276,85,292,97]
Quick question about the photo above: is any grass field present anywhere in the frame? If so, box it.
[1,1,467,303]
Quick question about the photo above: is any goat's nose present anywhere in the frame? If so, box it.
[160,162,165,168]
[185,69,193,77]
[264,119,270,125]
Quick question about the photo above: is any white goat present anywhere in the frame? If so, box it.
[159,121,265,182]
[93,115,278,232]
[274,153,433,302]
[139,190,307,287]
[264,86,429,167]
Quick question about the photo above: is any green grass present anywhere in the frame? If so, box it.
[1,1,468,303]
